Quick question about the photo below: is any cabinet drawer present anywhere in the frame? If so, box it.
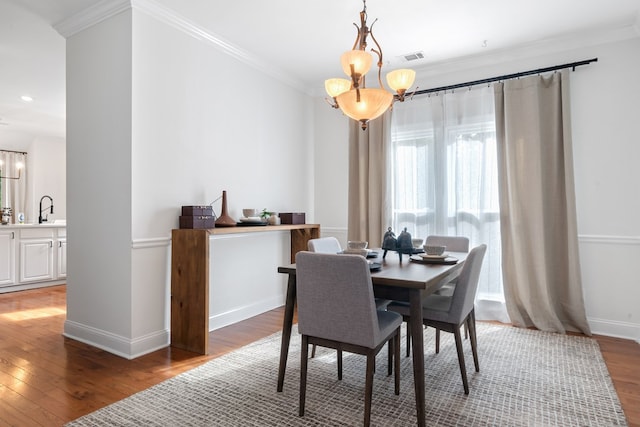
[20,228,54,239]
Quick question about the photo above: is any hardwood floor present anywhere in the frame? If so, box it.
[1,285,639,426]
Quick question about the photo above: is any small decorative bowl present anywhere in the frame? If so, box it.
[412,238,424,249]
[424,245,446,256]
[347,241,368,250]
[242,208,258,218]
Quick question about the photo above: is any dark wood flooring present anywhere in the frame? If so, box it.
[0,285,638,426]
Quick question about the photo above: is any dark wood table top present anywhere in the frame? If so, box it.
[278,250,468,291]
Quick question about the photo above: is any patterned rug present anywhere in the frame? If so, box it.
[66,323,627,426]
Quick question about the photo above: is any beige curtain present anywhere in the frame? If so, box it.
[347,112,391,247]
[494,71,590,335]
[0,151,28,224]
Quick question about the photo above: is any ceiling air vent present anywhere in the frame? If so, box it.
[403,51,425,62]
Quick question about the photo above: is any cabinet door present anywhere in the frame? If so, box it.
[0,230,16,286]
[57,238,67,279]
[19,238,54,283]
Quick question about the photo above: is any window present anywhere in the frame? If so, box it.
[390,87,505,306]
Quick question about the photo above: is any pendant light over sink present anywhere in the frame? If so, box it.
[325,0,416,130]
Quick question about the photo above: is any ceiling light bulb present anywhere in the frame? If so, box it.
[21,95,33,102]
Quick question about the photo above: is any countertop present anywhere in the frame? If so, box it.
[0,221,66,229]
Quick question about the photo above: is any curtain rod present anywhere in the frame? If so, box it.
[410,58,598,96]
[0,149,27,155]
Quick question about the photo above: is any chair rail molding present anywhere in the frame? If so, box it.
[578,234,640,245]
[131,236,171,250]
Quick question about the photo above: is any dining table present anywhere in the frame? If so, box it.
[276,249,468,427]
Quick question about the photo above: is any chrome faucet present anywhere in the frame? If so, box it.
[39,195,54,224]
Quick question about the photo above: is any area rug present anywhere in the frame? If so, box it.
[66,323,627,426]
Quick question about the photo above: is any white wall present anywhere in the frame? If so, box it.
[64,9,135,356]
[63,5,314,358]
[29,136,66,222]
[0,136,66,224]
[313,36,640,341]
[312,97,349,246]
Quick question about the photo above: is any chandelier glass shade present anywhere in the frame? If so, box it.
[336,88,393,123]
[324,78,352,98]
[325,0,416,130]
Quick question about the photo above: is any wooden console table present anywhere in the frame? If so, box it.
[170,224,320,354]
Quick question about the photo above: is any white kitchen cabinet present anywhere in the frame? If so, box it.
[0,224,67,293]
[57,237,67,279]
[19,228,55,283]
[0,229,16,287]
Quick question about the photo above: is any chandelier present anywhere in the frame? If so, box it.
[325,0,416,130]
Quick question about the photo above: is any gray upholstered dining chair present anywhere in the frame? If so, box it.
[388,244,487,394]
[296,251,402,426]
[398,235,470,356]
[307,237,391,358]
[307,236,342,254]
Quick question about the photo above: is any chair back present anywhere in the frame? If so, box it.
[425,235,470,253]
[308,237,342,254]
[446,244,487,323]
[296,251,380,348]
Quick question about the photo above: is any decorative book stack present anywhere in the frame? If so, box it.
[179,205,215,229]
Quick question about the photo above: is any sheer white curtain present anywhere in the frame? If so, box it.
[389,86,509,322]
[0,150,28,224]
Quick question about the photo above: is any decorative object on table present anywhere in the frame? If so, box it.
[409,254,459,265]
[237,216,268,226]
[412,238,424,249]
[381,227,397,252]
[267,213,281,225]
[381,227,422,261]
[347,240,368,250]
[237,208,272,226]
[243,208,259,218]
[259,208,280,224]
[179,205,215,229]
[214,190,236,227]
[280,212,305,224]
[424,244,446,256]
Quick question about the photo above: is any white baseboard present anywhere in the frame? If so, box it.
[588,317,640,343]
[63,319,169,359]
[209,294,285,331]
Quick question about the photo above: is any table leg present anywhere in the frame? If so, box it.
[409,290,425,427]
[277,273,297,392]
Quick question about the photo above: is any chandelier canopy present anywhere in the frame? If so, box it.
[325,0,416,130]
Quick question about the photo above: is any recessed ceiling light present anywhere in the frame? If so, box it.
[21,95,33,102]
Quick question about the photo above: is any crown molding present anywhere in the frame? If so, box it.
[53,0,307,94]
[53,0,132,38]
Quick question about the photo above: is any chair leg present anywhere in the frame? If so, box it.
[464,322,469,339]
[337,349,343,380]
[387,339,393,376]
[467,311,480,372]
[435,329,441,354]
[311,344,316,358]
[405,322,411,357]
[364,353,375,427]
[394,329,401,395]
[300,336,309,416]
[453,329,469,395]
